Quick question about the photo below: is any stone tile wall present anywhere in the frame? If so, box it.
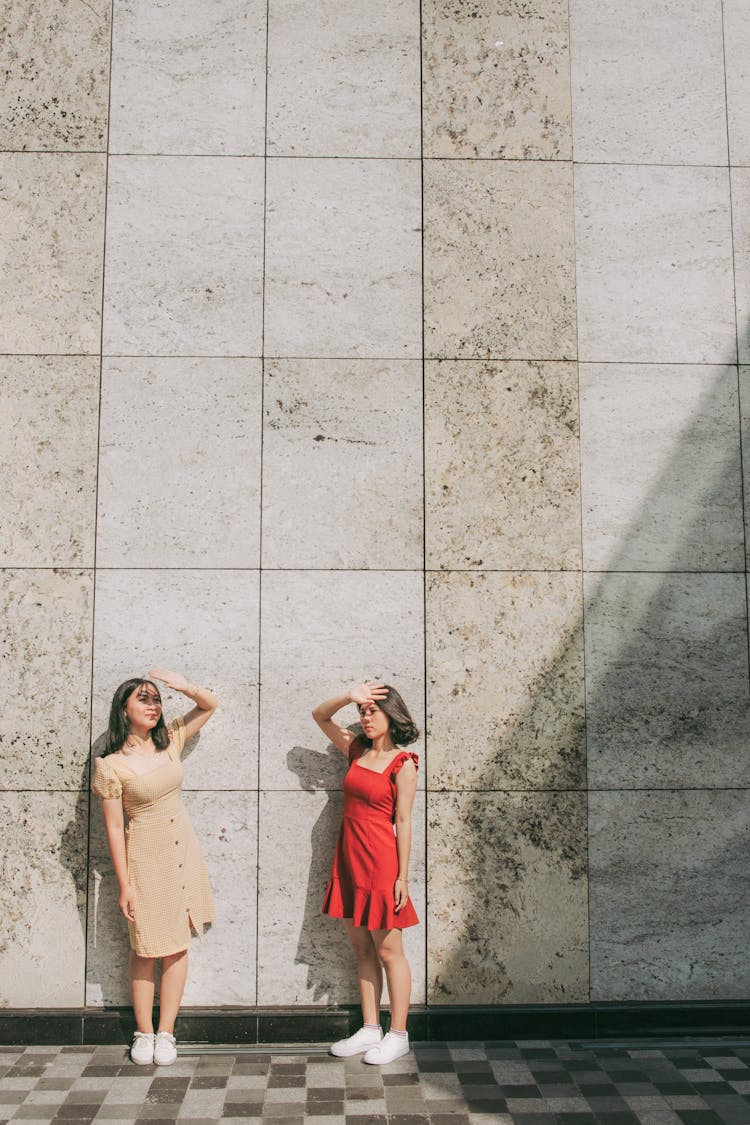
[1,0,748,1011]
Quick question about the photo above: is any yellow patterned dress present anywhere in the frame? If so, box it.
[91,717,215,957]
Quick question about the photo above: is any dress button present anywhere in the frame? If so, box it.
[175,840,179,845]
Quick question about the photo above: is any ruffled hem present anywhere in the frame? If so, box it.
[322,877,418,930]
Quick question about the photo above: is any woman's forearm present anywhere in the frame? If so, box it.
[312,692,352,724]
[183,683,218,713]
[395,819,412,880]
[104,817,130,891]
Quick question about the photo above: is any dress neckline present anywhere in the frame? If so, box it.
[353,752,403,776]
[110,751,175,779]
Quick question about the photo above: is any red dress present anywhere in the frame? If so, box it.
[322,742,419,930]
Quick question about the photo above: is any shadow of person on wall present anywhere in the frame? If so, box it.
[287,737,360,1003]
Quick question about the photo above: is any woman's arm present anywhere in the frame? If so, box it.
[393,759,417,913]
[100,796,135,922]
[148,668,218,742]
[312,682,386,755]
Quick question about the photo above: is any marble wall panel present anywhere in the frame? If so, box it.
[589,791,750,1000]
[0,356,99,568]
[425,360,580,570]
[262,359,422,569]
[109,0,266,156]
[85,792,257,1005]
[259,570,424,790]
[1,0,110,151]
[97,358,262,568]
[741,369,750,560]
[580,364,744,571]
[424,160,576,361]
[92,569,259,790]
[731,169,750,365]
[724,0,750,165]
[0,569,93,790]
[427,791,588,1004]
[569,0,727,164]
[267,0,420,157]
[575,165,735,364]
[426,572,585,792]
[0,153,106,354]
[0,792,88,1007]
[584,573,750,789]
[257,791,426,1005]
[103,156,264,356]
[263,158,422,359]
[422,0,571,160]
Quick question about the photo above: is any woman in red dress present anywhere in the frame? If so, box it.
[313,681,419,1065]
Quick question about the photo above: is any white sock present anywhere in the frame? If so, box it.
[363,1023,380,1031]
[389,1028,408,1038]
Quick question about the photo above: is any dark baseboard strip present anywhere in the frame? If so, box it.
[1,1002,749,1047]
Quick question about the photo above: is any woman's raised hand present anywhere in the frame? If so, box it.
[349,681,388,706]
[148,668,191,694]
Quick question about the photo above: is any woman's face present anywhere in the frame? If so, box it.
[359,701,390,742]
[125,682,162,731]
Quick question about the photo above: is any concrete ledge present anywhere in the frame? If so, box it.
[2,1002,750,1046]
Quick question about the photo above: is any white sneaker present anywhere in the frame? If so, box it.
[153,1030,177,1066]
[129,1031,154,1065]
[363,1030,410,1065]
[330,1025,383,1057]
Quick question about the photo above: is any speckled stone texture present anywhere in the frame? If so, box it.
[575,164,735,364]
[109,0,267,155]
[584,572,750,789]
[0,153,106,354]
[426,571,585,792]
[569,0,727,164]
[424,160,576,360]
[97,357,262,568]
[0,569,93,791]
[423,0,572,159]
[86,792,258,1006]
[724,0,750,164]
[580,363,744,571]
[102,156,264,356]
[425,359,581,570]
[1,0,111,151]
[91,569,259,791]
[257,790,426,1005]
[267,0,420,157]
[0,792,88,1006]
[731,169,750,365]
[259,570,424,790]
[262,359,423,569]
[589,790,750,1000]
[264,158,422,358]
[0,356,99,567]
[428,792,588,1004]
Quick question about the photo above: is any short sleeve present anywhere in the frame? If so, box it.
[91,756,123,800]
[391,751,419,779]
[168,716,187,759]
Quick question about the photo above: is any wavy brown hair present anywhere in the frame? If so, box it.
[358,684,419,747]
[102,678,170,756]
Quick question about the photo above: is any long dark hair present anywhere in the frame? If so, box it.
[102,678,170,757]
[359,684,419,747]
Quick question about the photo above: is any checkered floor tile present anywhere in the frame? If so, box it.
[1,1039,750,1123]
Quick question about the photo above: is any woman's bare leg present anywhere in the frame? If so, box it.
[344,920,383,1026]
[129,952,156,1034]
[372,929,411,1032]
[158,950,189,1034]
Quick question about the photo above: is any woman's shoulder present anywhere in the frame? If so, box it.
[91,754,124,798]
[390,749,419,777]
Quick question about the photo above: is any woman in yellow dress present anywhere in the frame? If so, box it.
[92,669,218,1066]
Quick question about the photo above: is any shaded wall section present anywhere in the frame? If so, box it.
[1,0,749,1010]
